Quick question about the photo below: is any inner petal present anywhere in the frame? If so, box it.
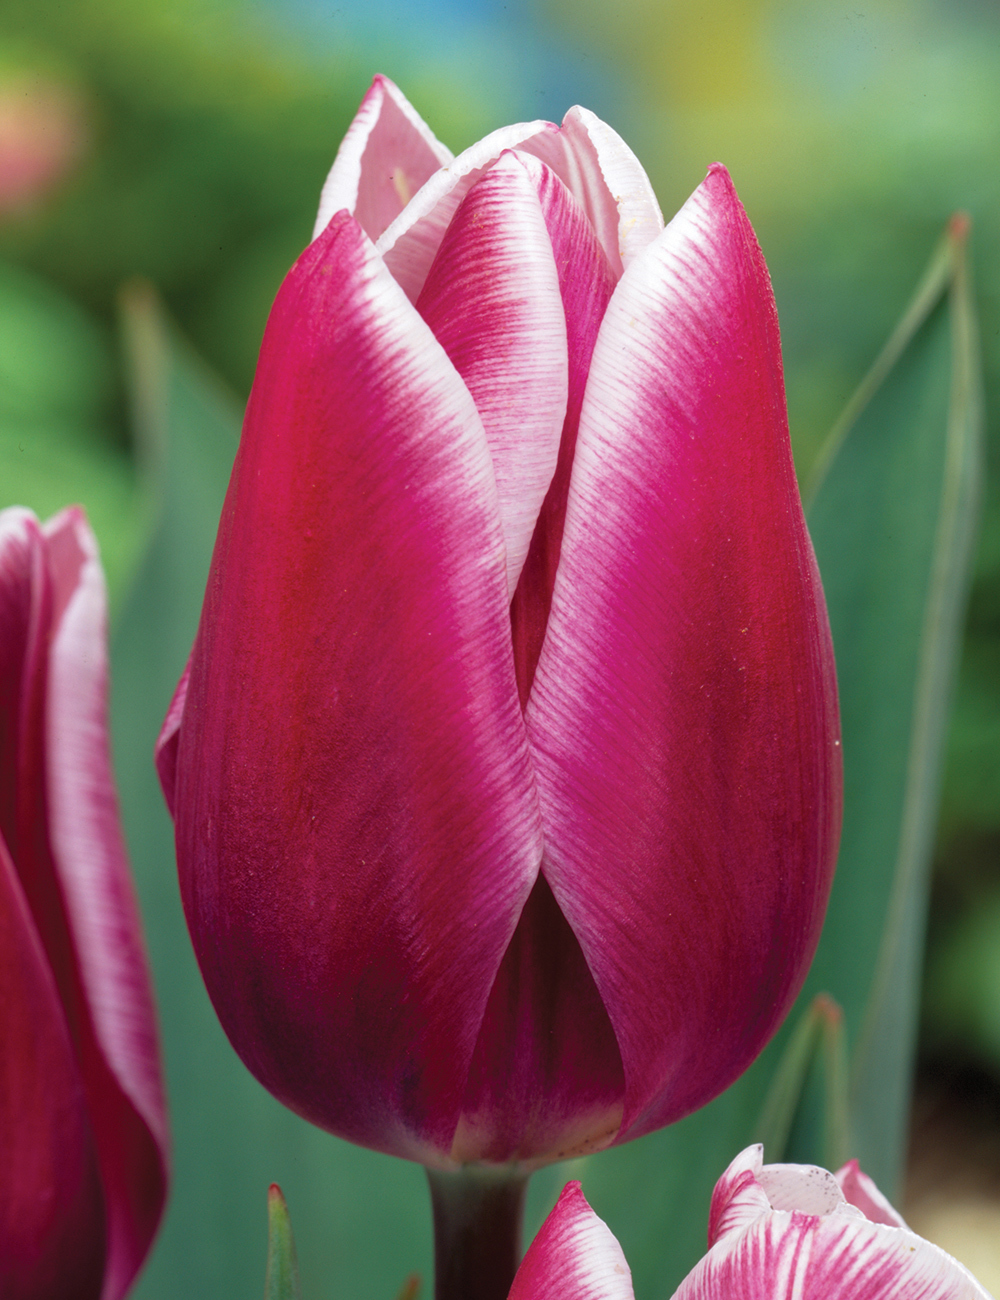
[417,153,569,601]
[507,153,618,707]
[313,75,452,242]
[451,873,624,1166]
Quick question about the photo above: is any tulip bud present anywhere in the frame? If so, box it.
[1,507,167,1299]
[158,76,841,1170]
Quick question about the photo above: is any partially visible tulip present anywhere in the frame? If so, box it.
[682,1145,992,1300]
[510,1153,994,1300]
[158,76,841,1172]
[0,507,168,1300]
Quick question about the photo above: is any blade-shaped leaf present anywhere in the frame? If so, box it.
[0,260,142,605]
[814,216,983,1192]
[755,994,847,1172]
[265,1186,301,1300]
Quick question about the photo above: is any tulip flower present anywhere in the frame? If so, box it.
[157,76,840,1177]
[675,1144,993,1300]
[1,507,168,1300]
[511,1152,992,1300]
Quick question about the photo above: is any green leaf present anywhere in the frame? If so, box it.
[111,287,432,1300]
[265,1186,301,1300]
[571,216,983,1296]
[755,994,847,1171]
[805,215,982,1194]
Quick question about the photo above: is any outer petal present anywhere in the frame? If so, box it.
[312,74,452,242]
[377,119,559,301]
[708,1146,771,1247]
[836,1160,909,1229]
[42,510,168,1300]
[171,212,543,1163]
[523,106,663,277]
[509,1182,634,1300]
[0,835,106,1300]
[672,1208,992,1300]
[527,165,841,1141]
[416,151,568,599]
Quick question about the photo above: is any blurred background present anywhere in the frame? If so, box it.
[1,0,998,1292]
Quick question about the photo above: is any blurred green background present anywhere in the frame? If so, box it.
[0,0,997,1294]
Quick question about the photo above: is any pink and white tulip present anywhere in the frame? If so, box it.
[513,1151,993,1300]
[678,1145,993,1300]
[0,507,168,1300]
[157,76,841,1169]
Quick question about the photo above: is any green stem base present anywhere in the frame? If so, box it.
[425,1167,529,1300]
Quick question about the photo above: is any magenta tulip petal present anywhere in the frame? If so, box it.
[0,836,106,1300]
[673,1203,991,1300]
[377,119,559,301]
[836,1160,909,1229]
[509,1182,634,1300]
[172,210,543,1161]
[522,107,663,277]
[0,507,165,1297]
[506,150,617,703]
[312,74,452,242]
[0,513,108,1299]
[417,151,568,599]
[527,164,841,1140]
[42,509,168,1300]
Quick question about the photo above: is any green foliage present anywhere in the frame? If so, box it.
[0,0,494,395]
[265,1186,302,1300]
[0,257,140,600]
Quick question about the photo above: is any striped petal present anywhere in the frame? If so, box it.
[707,1146,773,1247]
[312,74,452,242]
[509,1182,634,1300]
[42,509,168,1300]
[673,1206,992,1300]
[526,164,841,1141]
[416,151,568,600]
[377,119,560,301]
[171,211,543,1163]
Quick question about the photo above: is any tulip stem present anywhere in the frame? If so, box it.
[425,1166,529,1300]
